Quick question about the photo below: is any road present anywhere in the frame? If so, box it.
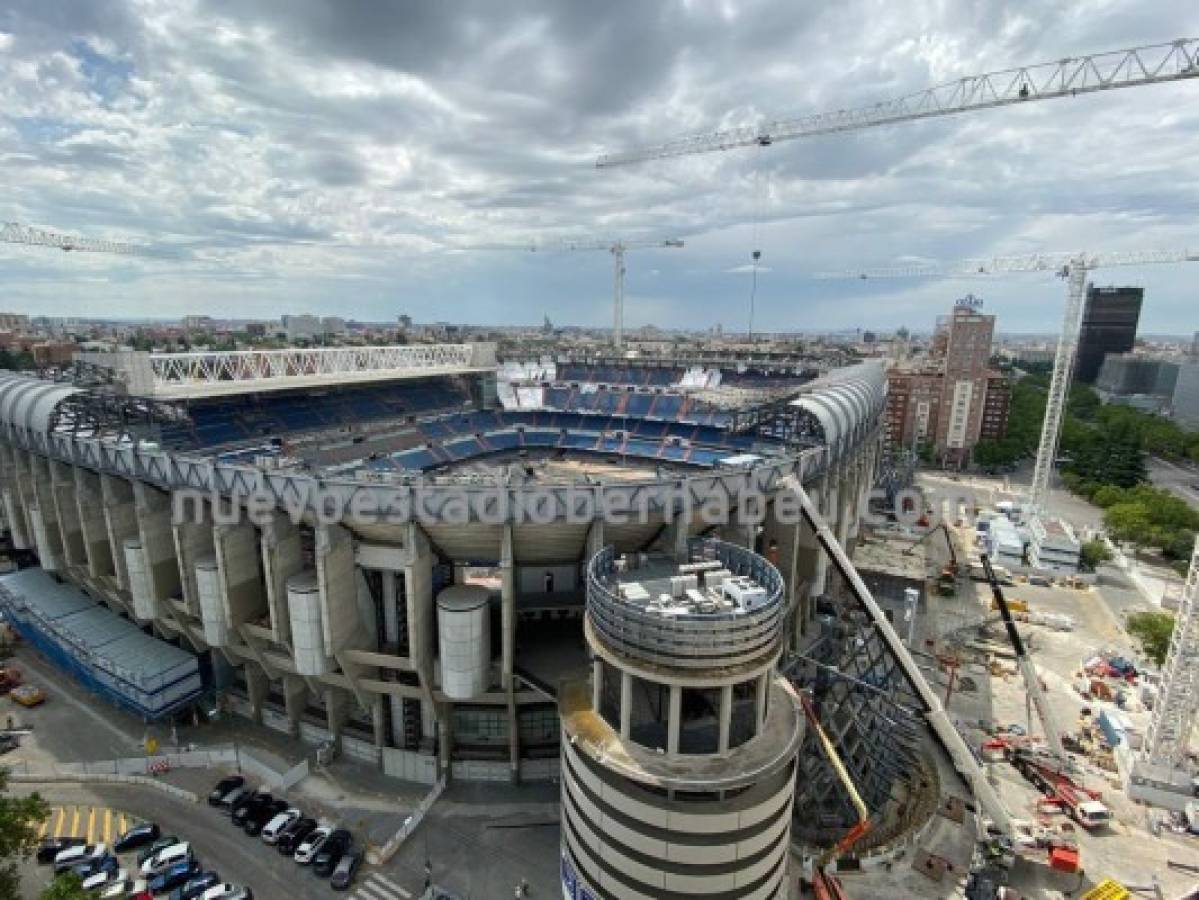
[1148,455,1199,508]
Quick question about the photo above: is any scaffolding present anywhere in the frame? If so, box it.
[1141,536,1199,769]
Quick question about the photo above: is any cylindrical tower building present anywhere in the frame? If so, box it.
[560,537,803,900]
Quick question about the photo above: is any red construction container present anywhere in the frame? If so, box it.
[1049,846,1080,873]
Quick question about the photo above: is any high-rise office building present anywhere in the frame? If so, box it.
[1074,286,1143,383]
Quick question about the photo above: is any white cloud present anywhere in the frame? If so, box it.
[725,263,773,274]
[0,0,1194,332]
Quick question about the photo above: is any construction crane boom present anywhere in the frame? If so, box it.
[597,38,1199,167]
[462,237,683,349]
[1,221,138,256]
[980,553,1066,758]
[817,248,1198,514]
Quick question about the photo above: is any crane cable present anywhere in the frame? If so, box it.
[748,144,767,341]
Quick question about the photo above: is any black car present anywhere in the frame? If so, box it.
[113,821,162,853]
[330,849,362,891]
[171,871,220,900]
[243,799,288,836]
[276,817,317,855]
[312,830,352,878]
[71,853,118,881]
[36,837,85,865]
[231,792,273,826]
[208,775,245,806]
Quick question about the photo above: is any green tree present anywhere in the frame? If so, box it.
[1126,610,1176,667]
[1079,539,1113,572]
[0,767,49,899]
[39,874,89,900]
[1104,501,1154,546]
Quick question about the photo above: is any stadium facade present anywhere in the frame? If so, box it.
[0,343,895,897]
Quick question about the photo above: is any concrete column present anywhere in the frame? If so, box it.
[381,571,399,645]
[500,524,519,782]
[171,493,213,617]
[756,673,769,728]
[372,696,387,749]
[324,687,351,742]
[591,659,603,711]
[718,684,733,753]
[260,512,301,645]
[619,671,632,738]
[101,476,137,591]
[667,685,681,756]
[403,523,442,770]
[245,664,268,725]
[29,458,64,572]
[74,469,114,579]
[585,519,605,562]
[5,451,33,552]
[214,523,267,630]
[315,523,364,655]
[282,675,307,736]
[50,462,86,568]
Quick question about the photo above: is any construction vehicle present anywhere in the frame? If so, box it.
[1007,748,1112,830]
[796,692,870,899]
[990,597,1029,615]
[903,523,960,596]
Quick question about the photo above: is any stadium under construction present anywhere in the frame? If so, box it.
[0,343,944,898]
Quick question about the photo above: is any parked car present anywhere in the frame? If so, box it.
[100,876,147,899]
[330,849,362,891]
[171,871,221,900]
[312,830,352,877]
[0,733,18,755]
[243,799,289,836]
[201,883,253,900]
[137,835,181,866]
[141,842,192,877]
[53,842,107,874]
[37,836,84,864]
[230,792,273,826]
[149,860,200,895]
[293,826,331,864]
[82,866,128,892]
[113,822,161,853]
[276,817,317,855]
[215,784,251,813]
[72,853,119,880]
[207,775,245,806]
[260,808,301,845]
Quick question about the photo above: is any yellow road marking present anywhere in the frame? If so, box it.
[37,814,49,839]
[52,806,66,838]
[102,808,113,843]
[69,806,81,838]
[117,814,128,836]
[86,806,96,843]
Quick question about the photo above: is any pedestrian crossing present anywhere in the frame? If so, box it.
[36,805,134,844]
[351,871,413,900]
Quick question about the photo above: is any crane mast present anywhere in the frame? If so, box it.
[597,38,1199,167]
[1,221,138,256]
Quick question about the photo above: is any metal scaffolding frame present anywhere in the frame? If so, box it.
[1142,537,1199,769]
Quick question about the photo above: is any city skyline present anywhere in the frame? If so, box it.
[1,1,1198,332]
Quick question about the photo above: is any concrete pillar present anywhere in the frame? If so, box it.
[316,523,363,656]
[324,687,351,742]
[500,525,519,782]
[172,493,214,617]
[372,696,387,748]
[381,571,399,645]
[756,673,769,728]
[101,476,137,591]
[585,519,605,562]
[403,523,442,769]
[74,469,114,579]
[214,523,268,630]
[592,659,603,711]
[619,671,632,739]
[260,512,301,645]
[245,663,268,725]
[134,483,181,609]
[718,684,733,753]
[29,458,64,572]
[50,462,86,569]
[282,675,307,736]
[667,685,681,756]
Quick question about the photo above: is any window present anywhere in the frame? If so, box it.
[678,687,721,755]
[729,679,758,748]
[598,660,621,731]
[629,675,669,751]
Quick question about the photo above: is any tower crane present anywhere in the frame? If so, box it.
[596,38,1199,167]
[465,237,684,350]
[1,221,139,255]
[816,247,1198,515]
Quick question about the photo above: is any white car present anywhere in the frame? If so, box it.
[261,808,301,845]
[53,842,107,873]
[100,877,145,900]
[140,841,191,876]
[201,883,251,900]
[82,867,127,892]
[293,826,331,864]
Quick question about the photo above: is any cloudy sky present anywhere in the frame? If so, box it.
[1,1,1197,334]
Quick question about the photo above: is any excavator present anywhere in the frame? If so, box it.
[904,523,959,596]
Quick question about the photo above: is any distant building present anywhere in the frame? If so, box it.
[282,314,322,341]
[1191,331,1199,358]
[1095,354,1179,398]
[182,315,214,332]
[0,313,29,333]
[885,300,1010,467]
[321,316,347,336]
[1074,286,1143,383]
[1028,516,1081,574]
[245,322,267,338]
[397,314,413,333]
[30,341,76,366]
[1173,362,1199,430]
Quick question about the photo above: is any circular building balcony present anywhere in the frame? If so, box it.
[586,537,785,672]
